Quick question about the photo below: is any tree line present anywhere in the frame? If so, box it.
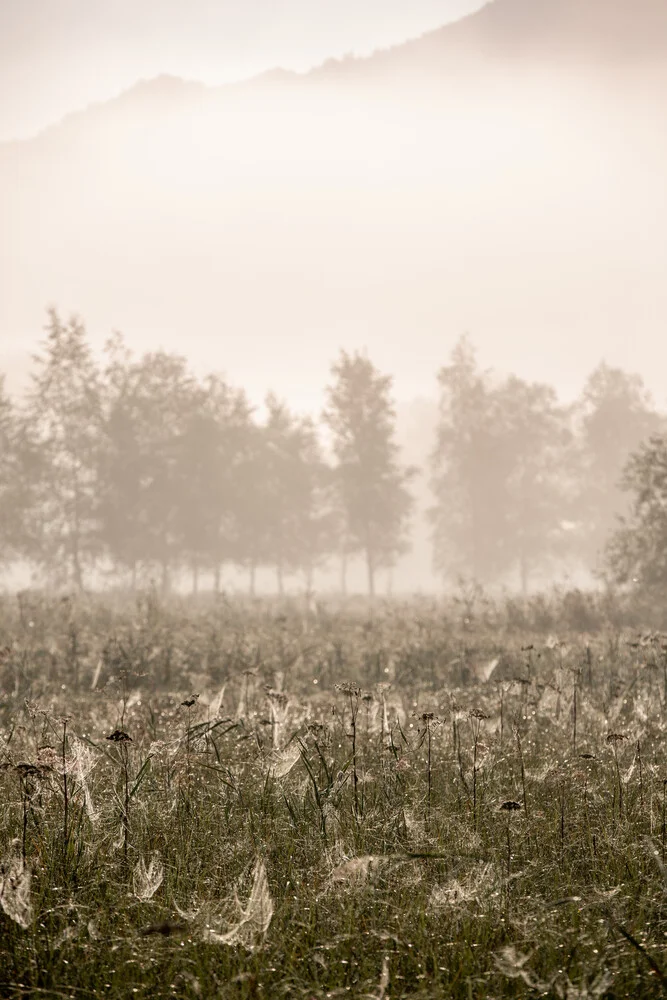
[0,310,663,594]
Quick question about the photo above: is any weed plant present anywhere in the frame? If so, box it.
[1,591,667,997]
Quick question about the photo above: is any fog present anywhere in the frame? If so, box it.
[1,0,666,593]
[0,0,486,140]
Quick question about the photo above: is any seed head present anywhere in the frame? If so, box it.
[106,729,132,743]
[265,689,288,708]
[335,682,360,697]
[13,763,42,779]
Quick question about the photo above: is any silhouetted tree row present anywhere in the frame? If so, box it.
[0,311,413,594]
[0,312,663,594]
[430,336,664,593]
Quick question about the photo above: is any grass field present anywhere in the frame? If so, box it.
[1,590,667,998]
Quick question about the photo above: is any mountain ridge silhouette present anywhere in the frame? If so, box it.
[3,0,666,148]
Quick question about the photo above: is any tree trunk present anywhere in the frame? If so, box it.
[366,549,375,599]
[71,480,84,591]
[71,520,84,591]
[72,554,84,592]
[519,551,529,598]
[340,550,348,595]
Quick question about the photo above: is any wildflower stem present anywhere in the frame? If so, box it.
[349,690,360,819]
[62,719,69,872]
[662,781,666,865]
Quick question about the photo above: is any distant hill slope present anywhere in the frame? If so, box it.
[308,0,667,84]
[1,0,666,422]
[3,0,665,150]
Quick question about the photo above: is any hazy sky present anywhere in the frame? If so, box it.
[0,0,484,140]
[2,0,666,418]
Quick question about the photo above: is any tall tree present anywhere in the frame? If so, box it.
[97,333,146,586]
[430,337,573,591]
[27,310,102,588]
[262,395,334,592]
[490,375,574,593]
[99,347,199,592]
[0,377,18,566]
[232,414,270,596]
[323,351,414,597]
[0,376,39,568]
[174,374,254,593]
[605,434,667,588]
[430,336,502,584]
[574,363,663,572]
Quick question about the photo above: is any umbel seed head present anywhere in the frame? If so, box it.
[335,682,361,697]
[106,729,132,743]
[500,800,522,812]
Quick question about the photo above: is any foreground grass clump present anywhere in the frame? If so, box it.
[2,591,667,997]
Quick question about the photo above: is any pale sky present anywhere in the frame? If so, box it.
[2,0,665,417]
[0,0,484,140]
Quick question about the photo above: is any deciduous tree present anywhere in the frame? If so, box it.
[324,351,414,597]
[27,310,103,588]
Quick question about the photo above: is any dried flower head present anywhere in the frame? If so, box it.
[500,800,522,812]
[265,689,288,709]
[606,733,627,744]
[36,746,59,769]
[106,729,132,743]
[13,763,43,779]
[335,682,361,697]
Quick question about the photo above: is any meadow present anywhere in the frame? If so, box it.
[1,587,667,999]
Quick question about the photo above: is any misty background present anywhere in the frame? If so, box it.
[1,0,666,594]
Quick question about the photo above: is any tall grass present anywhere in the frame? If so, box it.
[0,591,667,997]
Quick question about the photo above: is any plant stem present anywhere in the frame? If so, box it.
[62,719,69,872]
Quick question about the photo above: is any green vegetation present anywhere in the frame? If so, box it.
[2,312,667,597]
[2,591,667,997]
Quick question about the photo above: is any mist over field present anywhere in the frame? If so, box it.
[1,0,666,594]
[5,6,667,999]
